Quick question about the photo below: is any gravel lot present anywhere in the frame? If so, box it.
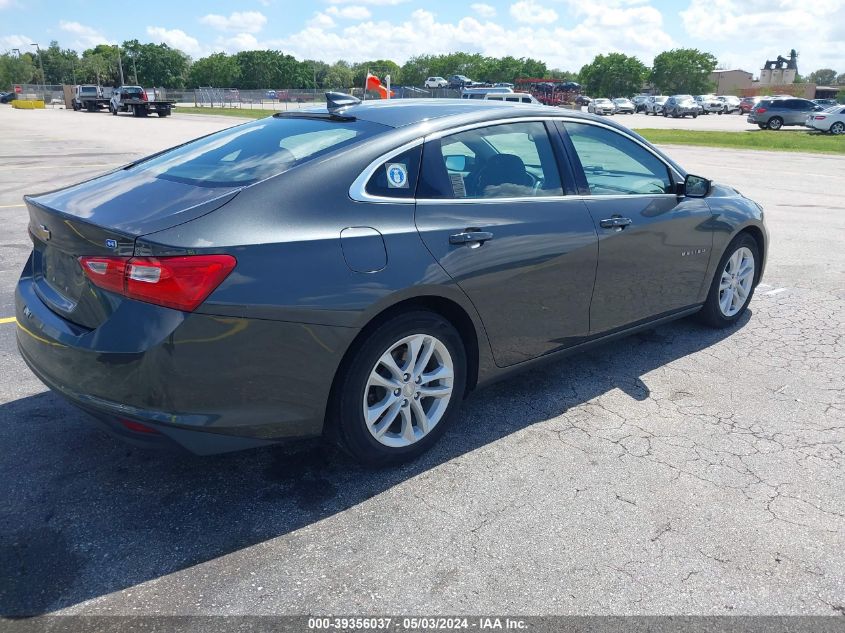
[1,106,843,617]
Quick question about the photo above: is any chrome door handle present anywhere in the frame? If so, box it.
[599,217,633,229]
[449,231,494,245]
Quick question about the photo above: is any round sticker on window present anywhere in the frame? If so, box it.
[385,163,409,188]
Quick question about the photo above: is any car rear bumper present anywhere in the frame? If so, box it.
[15,257,358,454]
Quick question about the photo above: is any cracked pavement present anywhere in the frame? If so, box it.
[0,108,843,616]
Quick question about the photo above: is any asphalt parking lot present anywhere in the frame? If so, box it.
[1,107,843,616]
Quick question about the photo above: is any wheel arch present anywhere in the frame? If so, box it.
[323,293,487,439]
[735,225,766,284]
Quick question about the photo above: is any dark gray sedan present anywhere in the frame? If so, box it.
[16,95,768,464]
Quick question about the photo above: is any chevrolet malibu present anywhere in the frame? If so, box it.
[16,95,768,464]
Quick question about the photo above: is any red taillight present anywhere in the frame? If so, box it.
[120,419,160,434]
[814,115,826,120]
[79,254,236,312]
[755,107,767,114]
[141,90,148,102]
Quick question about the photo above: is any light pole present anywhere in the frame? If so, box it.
[30,43,45,93]
[114,45,125,85]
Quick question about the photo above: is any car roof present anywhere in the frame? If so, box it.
[312,98,573,129]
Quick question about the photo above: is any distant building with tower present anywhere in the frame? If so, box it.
[758,49,799,86]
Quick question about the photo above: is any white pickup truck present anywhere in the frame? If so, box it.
[72,85,109,112]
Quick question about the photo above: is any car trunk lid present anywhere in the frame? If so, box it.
[25,171,239,329]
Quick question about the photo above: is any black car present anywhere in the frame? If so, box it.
[16,94,768,464]
[0,91,16,104]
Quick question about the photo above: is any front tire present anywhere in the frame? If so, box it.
[331,311,467,465]
[698,234,760,328]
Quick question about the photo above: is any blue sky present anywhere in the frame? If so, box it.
[2,0,843,74]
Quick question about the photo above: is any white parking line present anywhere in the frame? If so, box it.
[762,288,787,296]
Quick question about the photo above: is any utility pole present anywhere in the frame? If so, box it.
[131,53,138,84]
[30,43,45,91]
[115,45,125,85]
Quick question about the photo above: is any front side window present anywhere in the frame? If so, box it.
[564,122,673,195]
[419,121,563,199]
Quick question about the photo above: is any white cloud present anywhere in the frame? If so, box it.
[510,0,558,24]
[271,7,673,71]
[0,33,32,51]
[59,20,112,48]
[471,3,497,18]
[680,0,845,75]
[0,0,18,9]
[327,5,372,19]
[146,26,202,56]
[308,12,337,28]
[200,11,267,33]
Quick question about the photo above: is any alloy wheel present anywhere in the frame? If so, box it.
[363,333,454,448]
[718,247,755,317]
[830,122,845,135]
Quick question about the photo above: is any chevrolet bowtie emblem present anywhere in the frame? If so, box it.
[36,224,51,241]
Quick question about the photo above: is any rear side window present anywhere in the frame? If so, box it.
[131,116,387,187]
[365,145,422,199]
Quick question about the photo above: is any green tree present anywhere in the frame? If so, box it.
[837,73,845,85]
[123,40,190,88]
[0,52,37,88]
[578,53,648,98]
[807,68,837,85]
[650,48,717,95]
[188,52,240,87]
[39,41,80,84]
[323,61,354,90]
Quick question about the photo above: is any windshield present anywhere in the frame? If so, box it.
[129,115,388,187]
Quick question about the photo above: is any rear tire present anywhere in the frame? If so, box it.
[330,311,467,466]
[767,116,783,130]
[830,121,845,135]
[697,233,760,328]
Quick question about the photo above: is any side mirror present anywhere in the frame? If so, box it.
[444,155,468,172]
[684,174,711,198]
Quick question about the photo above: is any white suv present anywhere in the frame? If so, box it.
[424,77,448,89]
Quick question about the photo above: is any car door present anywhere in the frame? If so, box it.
[414,119,598,367]
[558,120,714,334]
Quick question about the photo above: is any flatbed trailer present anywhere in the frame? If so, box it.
[73,97,110,112]
[112,98,176,117]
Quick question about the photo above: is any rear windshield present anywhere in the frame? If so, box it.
[128,115,388,187]
[79,87,98,94]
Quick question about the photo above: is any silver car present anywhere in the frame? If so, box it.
[612,98,635,114]
[804,105,845,134]
[695,95,724,114]
[644,95,668,115]
[748,97,823,130]
[588,98,615,115]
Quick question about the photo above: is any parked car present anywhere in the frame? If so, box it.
[748,97,822,130]
[0,91,16,104]
[424,77,448,89]
[448,75,474,89]
[716,95,742,114]
[15,94,767,464]
[812,98,839,108]
[631,95,650,113]
[739,96,762,114]
[694,95,723,114]
[461,87,513,99]
[804,105,845,134]
[588,98,615,115]
[574,95,592,106]
[264,90,277,99]
[110,85,175,118]
[643,95,668,115]
[663,95,701,118]
[482,92,540,104]
[494,82,515,89]
[612,98,635,114]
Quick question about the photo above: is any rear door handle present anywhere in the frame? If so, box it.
[449,231,494,245]
[599,217,633,229]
